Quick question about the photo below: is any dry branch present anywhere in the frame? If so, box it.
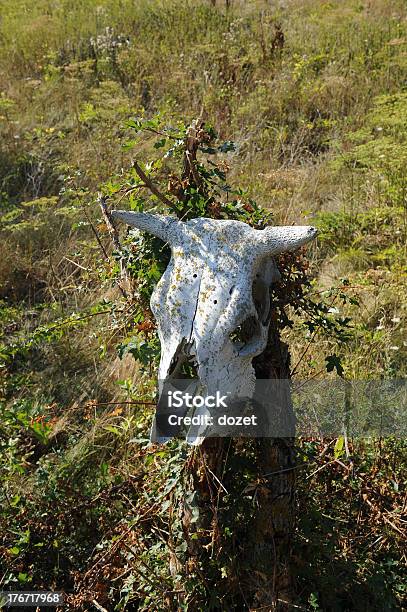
[97,194,131,299]
[132,160,175,209]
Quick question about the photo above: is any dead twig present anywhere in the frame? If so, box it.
[92,600,109,612]
[62,256,91,271]
[185,149,202,191]
[183,122,205,193]
[132,160,174,208]
[83,206,109,260]
[97,193,131,299]
[115,183,147,205]
[363,495,405,536]
[98,194,122,252]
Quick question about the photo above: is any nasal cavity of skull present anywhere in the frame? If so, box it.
[252,277,271,326]
[180,360,198,379]
[229,315,259,346]
[168,339,198,380]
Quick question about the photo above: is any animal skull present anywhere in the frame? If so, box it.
[112,211,317,442]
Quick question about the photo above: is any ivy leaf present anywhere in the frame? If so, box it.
[325,354,344,377]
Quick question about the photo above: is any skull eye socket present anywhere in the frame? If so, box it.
[229,315,259,345]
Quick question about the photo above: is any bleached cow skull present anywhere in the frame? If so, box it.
[112,211,317,443]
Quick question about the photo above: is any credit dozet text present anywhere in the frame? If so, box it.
[167,414,258,426]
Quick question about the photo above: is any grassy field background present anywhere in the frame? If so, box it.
[0,0,406,609]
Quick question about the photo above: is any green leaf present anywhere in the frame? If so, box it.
[126,118,143,131]
[153,138,167,149]
[10,494,21,507]
[104,425,121,436]
[325,354,344,377]
[334,436,345,459]
[122,139,137,150]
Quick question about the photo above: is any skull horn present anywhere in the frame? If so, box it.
[254,225,318,256]
[111,210,182,245]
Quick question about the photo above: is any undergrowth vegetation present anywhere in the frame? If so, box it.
[0,0,406,610]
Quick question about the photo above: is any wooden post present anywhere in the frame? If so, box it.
[180,321,296,610]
